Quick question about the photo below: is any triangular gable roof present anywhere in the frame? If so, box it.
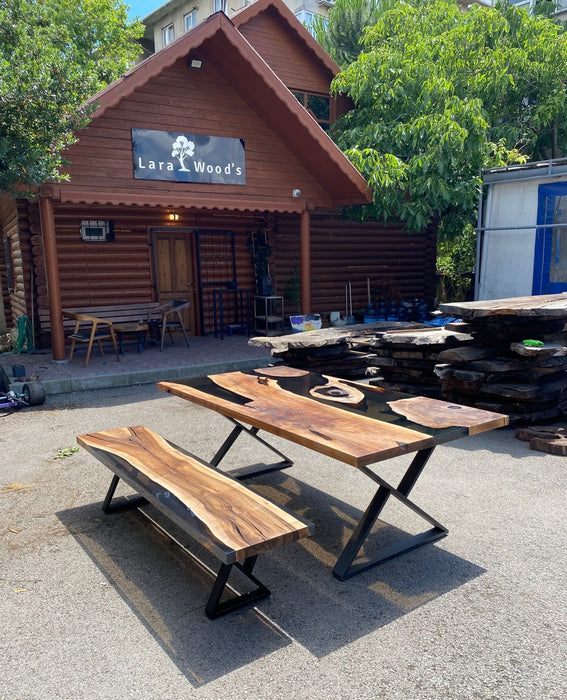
[81,11,370,208]
[232,0,340,78]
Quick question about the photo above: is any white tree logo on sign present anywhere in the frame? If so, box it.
[171,135,195,172]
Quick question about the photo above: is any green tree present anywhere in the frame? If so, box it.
[0,0,143,193]
[533,0,560,19]
[313,0,384,68]
[331,0,567,243]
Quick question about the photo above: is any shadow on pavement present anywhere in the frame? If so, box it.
[57,470,485,686]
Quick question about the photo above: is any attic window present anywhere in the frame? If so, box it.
[292,91,331,130]
[80,221,114,242]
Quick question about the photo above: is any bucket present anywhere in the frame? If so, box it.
[290,314,322,333]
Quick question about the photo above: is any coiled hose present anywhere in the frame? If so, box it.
[1,315,34,355]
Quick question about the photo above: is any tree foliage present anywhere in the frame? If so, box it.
[313,0,383,68]
[0,0,143,193]
[330,0,567,241]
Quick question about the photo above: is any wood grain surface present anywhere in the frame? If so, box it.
[308,376,366,406]
[159,374,435,466]
[439,292,567,319]
[387,396,509,433]
[515,425,567,455]
[254,366,310,377]
[159,371,509,466]
[78,426,312,562]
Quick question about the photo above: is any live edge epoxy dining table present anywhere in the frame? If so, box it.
[157,366,508,580]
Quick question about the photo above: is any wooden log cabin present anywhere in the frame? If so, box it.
[0,0,437,359]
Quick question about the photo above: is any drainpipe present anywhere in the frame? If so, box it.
[39,194,66,361]
[300,209,311,314]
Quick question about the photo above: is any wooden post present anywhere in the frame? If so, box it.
[39,194,66,361]
[300,209,311,314]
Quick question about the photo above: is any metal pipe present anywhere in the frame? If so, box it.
[300,209,311,314]
[476,222,567,232]
[474,180,485,298]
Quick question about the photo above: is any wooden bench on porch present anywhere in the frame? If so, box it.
[63,303,162,364]
[40,302,190,359]
[60,302,161,330]
[38,303,161,364]
[77,425,314,618]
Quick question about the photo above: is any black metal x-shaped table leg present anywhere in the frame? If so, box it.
[209,418,294,480]
[332,446,448,580]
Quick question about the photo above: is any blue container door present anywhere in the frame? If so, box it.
[533,182,567,294]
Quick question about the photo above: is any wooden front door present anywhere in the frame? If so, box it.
[152,229,198,335]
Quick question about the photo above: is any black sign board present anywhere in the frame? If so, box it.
[132,128,246,184]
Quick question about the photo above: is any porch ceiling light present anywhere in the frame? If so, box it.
[188,57,203,70]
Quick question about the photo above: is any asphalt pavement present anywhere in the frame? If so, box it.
[1,383,566,699]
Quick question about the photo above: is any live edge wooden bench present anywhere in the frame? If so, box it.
[77,426,314,619]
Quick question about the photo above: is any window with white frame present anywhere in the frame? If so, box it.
[510,0,567,12]
[162,24,174,46]
[295,11,315,35]
[213,0,226,12]
[294,11,328,37]
[184,11,197,31]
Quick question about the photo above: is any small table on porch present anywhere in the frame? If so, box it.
[113,322,150,354]
[157,367,508,580]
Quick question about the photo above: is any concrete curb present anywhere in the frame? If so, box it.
[4,356,271,395]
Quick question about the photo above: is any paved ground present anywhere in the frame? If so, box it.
[0,334,271,395]
[1,383,566,699]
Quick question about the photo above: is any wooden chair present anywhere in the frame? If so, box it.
[64,312,120,367]
[148,300,191,351]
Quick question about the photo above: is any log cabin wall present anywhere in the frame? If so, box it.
[0,193,15,329]
[29,203,263,344]
[27,202,437,346]
[2,7,436,349]
[273,213,438,316]
[0,195,33,330]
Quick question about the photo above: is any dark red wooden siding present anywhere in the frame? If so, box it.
[273,213,438,314]
[60,53,331,206]
[238,8,346,122]
[238,8,334,95]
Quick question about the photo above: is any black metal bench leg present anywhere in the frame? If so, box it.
[332,447,448,580]
[100,479,269,619]
[205,556,271,619]
[102,474,148,514]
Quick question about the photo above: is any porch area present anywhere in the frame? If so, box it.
[0,333,271,396]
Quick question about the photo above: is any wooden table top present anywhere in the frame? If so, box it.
[440,292,567,319]
[113,322,149,332]
[158,367,508,468]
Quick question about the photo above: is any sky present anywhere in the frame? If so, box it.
[126,1,165,20]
